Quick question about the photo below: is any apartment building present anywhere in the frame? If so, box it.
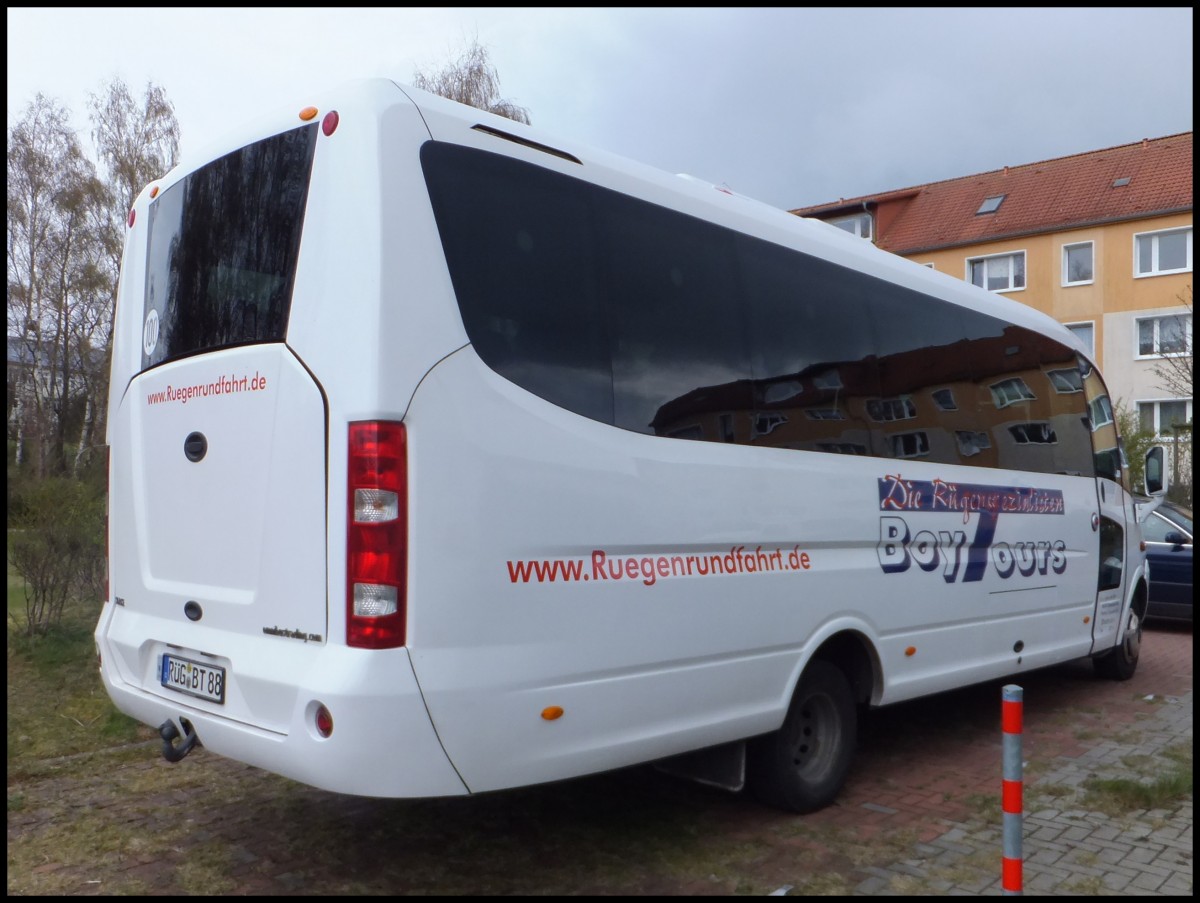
[790,132,1193,466]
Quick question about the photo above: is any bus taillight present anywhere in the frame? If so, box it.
[347,421,407,649]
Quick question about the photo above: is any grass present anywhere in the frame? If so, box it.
[7,603,147,775]
[1075,741,1193,817]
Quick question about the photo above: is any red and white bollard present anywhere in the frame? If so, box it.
[1001,684,1023,895]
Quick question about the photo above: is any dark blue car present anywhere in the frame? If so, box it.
[1142,502,1193,622]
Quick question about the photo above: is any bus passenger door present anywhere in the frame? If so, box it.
[1082,365,1129,650]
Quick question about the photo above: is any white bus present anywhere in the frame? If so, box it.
[96,79,1168,813]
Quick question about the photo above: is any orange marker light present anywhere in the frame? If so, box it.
[541,706,564,721]
[299,106,319,122]
[905,646,917,657]
[149,186,159,198]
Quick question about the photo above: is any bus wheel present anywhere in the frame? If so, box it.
[1094,606,1141,681]
[747,659,856,813]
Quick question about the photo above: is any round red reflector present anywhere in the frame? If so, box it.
[127,208,136,228]
[315,704,334,738]
[322,110,339,137]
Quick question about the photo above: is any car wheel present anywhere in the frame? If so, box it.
[747,659,856,813]
[1094,604,1141,681]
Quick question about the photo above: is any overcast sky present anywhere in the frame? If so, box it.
[7,7,1194,210]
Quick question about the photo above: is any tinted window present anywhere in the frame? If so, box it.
[421,143,612,424]
[142,123,317,370]
[601,194,749,435]
[421,141,1098,478]
[738,237,878,453]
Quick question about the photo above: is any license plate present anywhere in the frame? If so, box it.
[161,654,226,704]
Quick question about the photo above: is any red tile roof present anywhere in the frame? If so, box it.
[790,132,1192,256]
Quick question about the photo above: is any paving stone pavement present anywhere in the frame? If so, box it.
[839,626,1193,896]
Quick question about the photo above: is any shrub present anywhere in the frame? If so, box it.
[9,476,105,635]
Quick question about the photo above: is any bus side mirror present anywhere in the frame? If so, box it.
[1144,446,1167,497]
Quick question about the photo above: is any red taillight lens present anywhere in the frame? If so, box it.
[347,422,407,648]
[315,703,334,738]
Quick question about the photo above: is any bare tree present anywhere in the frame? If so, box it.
[413,36,531,125]
[7,81,179,479]
[7,94,107,477]
[74,78,180,474]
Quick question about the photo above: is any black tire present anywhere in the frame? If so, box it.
[1093,604,1141,681]
[747,659,856,813]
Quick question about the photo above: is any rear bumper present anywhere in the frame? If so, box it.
[95,602,468,798]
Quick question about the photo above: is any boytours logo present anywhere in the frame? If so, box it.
[876,474,1067,583]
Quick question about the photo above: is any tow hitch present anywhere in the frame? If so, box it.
[159,717,200,762]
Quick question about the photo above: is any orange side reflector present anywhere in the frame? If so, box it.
[904,646,917,657]
[541,706,564,721]
[299,106,319,121]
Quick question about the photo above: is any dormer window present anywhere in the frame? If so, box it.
[976,195,1005,215]
[829,212,873,240]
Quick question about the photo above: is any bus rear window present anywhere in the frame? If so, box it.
[141,123,318,371]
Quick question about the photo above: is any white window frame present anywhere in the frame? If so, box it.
[888,430,929,459]
[865,395,917,422]
[1064,321,1095,357]
[1008,422,1058,445]
[829,212,873,241]
[803,408,846,421]
[1134,226,1192,278]
[1135,313,1192,359]
[955,429,991,457]
[966,250,1026,293]
[1088,395,1114,432]
[1045,368,1083,393]
[1061,241,1094,287]
[1137,398,1192,439]
[752,412,788,437]
[990,377,1035,409]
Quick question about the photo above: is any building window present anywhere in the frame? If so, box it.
[1134,227,1192,277]
[956,430,991,457]
[829,213,872,240]
[1062,242,1094,286]
[931,387,957,411]
[753,413,788,437]
[1065,322,1094,356]
[1138,399,1192,438]
[865,395,917,422]
[1088,395,1114,431]
[968,251,1025,292]
[1136,314,1191,358]
[1009,422,1058,444]
[990,377,1035,409]
[976,195,1005,215]
[804,408,845,420]
[1046,368,1082,393]
[889,431,929,459]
